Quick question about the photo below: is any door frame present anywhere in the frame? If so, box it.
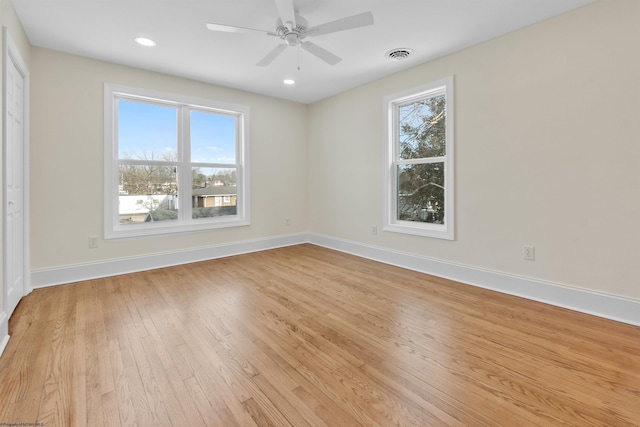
[1,26,31,355]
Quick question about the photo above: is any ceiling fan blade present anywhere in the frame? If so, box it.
[301,41,341,65]
[257,43,288,66]
[274,0,297,29]
[307,11,374,37]
[206,22,269,35]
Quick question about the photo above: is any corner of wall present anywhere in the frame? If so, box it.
[0,311,9,357]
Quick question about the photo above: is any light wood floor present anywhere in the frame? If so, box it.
[1,244,639,426]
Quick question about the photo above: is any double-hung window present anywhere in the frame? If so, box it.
[383,77,454,239]
[104,84,250,239]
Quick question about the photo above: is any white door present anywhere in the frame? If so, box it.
[4,36,26,318]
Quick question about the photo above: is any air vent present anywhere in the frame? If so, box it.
[386,48,414,61]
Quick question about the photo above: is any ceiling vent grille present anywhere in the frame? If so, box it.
[386,48,413,61]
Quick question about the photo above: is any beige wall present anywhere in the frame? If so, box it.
[308,0,640,299]
[30,48,308,269]
[1,0,31,314]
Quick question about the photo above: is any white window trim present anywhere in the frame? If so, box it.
[104,83,250,239]
[383,76,454,240]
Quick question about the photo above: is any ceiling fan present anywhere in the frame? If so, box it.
[206,0,374,66]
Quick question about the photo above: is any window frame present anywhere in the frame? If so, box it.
[383,76,454,240]
[104,84,250,239]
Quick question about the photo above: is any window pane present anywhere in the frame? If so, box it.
[397,162,445,224]
[117,100,178,160]
[398,94,446,160]
[191,167,237,219]
[191,110,237,164]
[118,165,178,224]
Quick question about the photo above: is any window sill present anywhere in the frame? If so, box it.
[383,222,454,240]
[104,217,250,240]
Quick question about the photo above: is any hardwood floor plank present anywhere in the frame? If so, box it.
[36,284,76,426]
[164,365,208,427]
[0,294,54,424]
[291,384,367,427]
[72,284,88,426]
[183,375,228,427]
[169,322,259,426]
[84,319,105,427]
[243,397,291,427]
[108,338,138,426]
[96,281,117,395]
[126,328,171,426]
[137,336,192,426]
[101,391,122,427]
[1,244,638,426]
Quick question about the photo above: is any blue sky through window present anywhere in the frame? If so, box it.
[191,110,236,164]
[117,100,237,164]
[118,100,177,160]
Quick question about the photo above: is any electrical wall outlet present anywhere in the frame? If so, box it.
[371,225,377,235]
[89,236,98,249]
[523,245,535,261]
[285,217,291,226]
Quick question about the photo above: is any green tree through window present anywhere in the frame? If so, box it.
[384,77,454,240]
[397,95,446,224]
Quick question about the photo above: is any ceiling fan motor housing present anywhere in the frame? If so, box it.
[276,15,308,46]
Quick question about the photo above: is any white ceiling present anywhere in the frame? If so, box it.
[13,0,595,104]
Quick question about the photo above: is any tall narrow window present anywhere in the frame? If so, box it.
[383,77,454,239]
[105,84,250,239]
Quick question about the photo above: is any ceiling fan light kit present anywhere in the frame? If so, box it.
[206,0,373,67]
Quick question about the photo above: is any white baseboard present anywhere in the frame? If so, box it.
[29,231,640,327]
[0,311,9,358]
[31,232,308,288]
[308,233,640,327]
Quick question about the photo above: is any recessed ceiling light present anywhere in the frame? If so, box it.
[283,79,295,85]
[135,37,156,47]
